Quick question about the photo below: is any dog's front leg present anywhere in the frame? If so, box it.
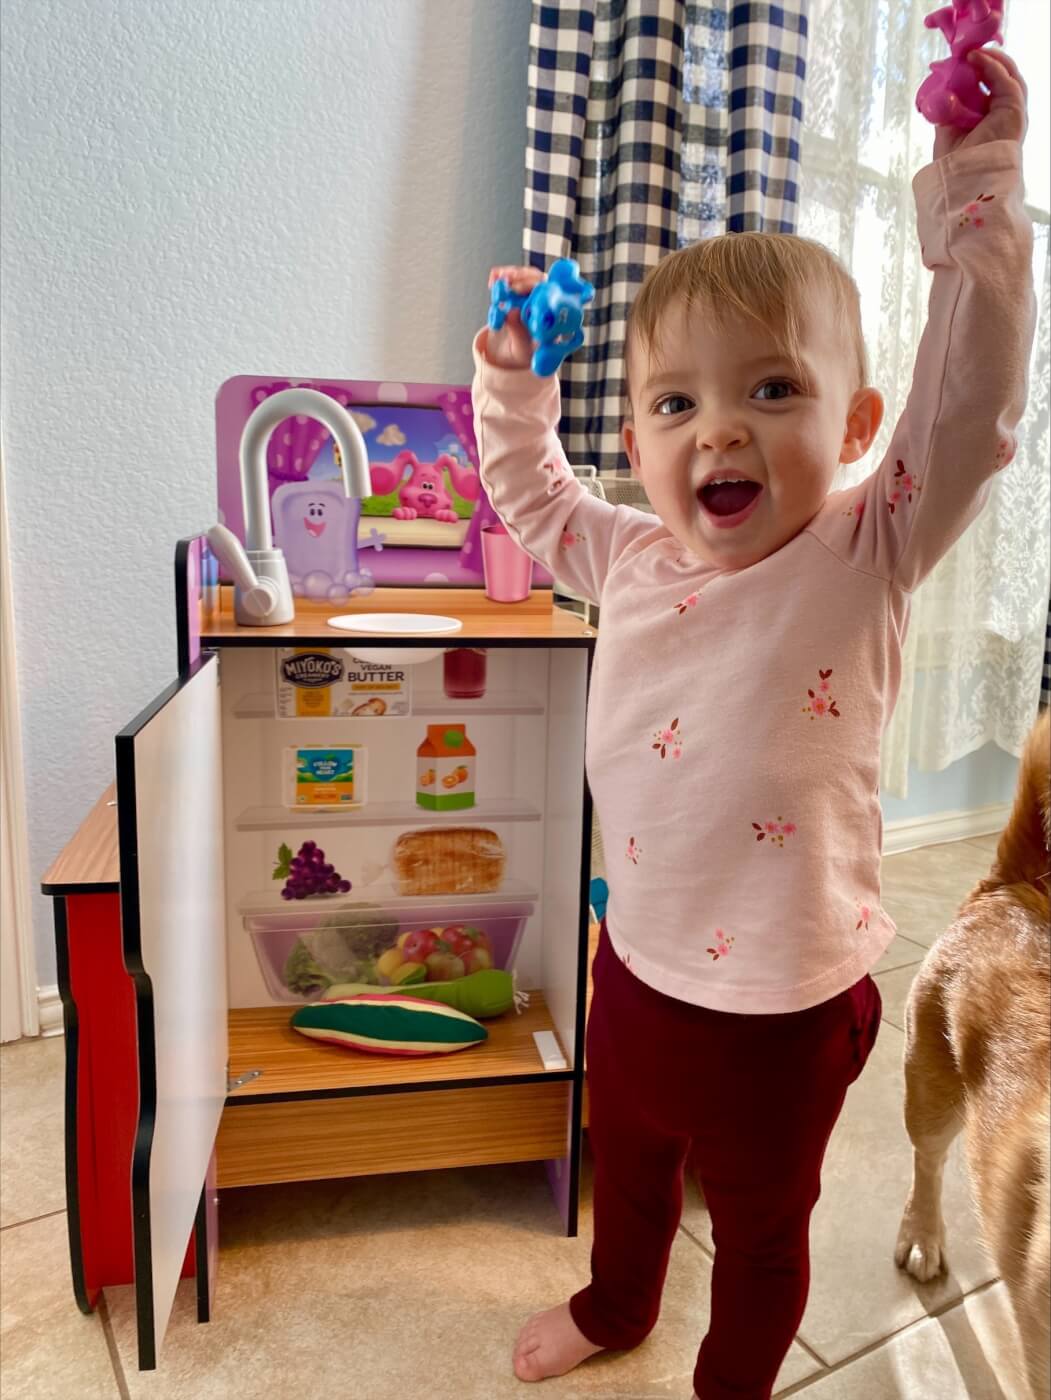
[894,971,963,1282]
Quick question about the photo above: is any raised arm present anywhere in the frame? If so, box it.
[472,266,658,604]
[815,52,1035,591]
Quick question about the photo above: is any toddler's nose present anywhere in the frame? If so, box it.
[696,420,750,452]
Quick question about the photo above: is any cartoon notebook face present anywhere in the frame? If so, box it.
[271,480,364,597]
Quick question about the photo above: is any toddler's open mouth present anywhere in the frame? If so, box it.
[697,477,763,528]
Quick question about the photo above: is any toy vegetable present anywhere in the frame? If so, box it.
[319,967,526,1020]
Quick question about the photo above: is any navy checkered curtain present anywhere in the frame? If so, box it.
[523,0,808,472]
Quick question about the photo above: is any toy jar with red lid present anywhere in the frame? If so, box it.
[443,647,487,699]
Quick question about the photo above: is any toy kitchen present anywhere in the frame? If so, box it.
[43,363,597,1371]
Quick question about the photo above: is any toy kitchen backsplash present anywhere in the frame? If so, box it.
[215,375,552,593]
[221,646,551,1009]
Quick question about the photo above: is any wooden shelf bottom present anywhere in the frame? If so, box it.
[217,993,574,1188]
[225,993,566,1099]
[216,936,601,1188]
[216,1080,571,1187]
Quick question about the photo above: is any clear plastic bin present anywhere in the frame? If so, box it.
[240,891,535,1004]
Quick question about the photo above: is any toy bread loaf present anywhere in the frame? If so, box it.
[392,827,505,895]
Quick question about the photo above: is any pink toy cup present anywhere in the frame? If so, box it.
[481,523,533,603]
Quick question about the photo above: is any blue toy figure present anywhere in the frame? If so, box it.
[488,258,595,377]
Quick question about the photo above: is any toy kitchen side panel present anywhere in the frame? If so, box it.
[217,646,569,1029]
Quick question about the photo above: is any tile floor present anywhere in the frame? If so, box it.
[0,835,1036,1399]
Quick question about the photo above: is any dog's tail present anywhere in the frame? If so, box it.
[978,708,1050,897]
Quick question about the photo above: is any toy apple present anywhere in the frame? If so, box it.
[402,928,440,962]
[461,946,493,974]
[425,950,467,982]
[440,925,474,958]
[465,925,491,954]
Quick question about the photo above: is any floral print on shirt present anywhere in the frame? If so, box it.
[752,818,797,847]
[626,836,642,864]
[674,591,699,615]
[707,930,735,961]
[958,192,995,229]
[802,670,841,719]
[855,902,872,932]
[652,719,683,759]
[888,459,921,514]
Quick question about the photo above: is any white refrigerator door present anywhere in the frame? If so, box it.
[116,656,226,1370]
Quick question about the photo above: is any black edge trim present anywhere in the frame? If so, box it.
[41,881,120,897]
[174,533,212,678]
[193,1183,211,1323]
[53,897,95,1315]
[175,538,192,678]
[116,717,156,1370]
[200,634,597,651]
[223,1067,574,1107]
[565,644,596,1237]
[117,653,215,1371]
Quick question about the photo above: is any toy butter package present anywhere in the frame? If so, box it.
[276,648,411,717]
[283,746,367,808]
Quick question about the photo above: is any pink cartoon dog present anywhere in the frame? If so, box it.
[368,450,481,523]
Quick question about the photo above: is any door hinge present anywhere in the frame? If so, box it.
[227,1069,262,1091]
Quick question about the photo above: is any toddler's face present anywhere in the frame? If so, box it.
[623,297,879,570]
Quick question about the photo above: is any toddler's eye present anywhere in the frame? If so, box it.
[654,394,693,416]
[754,380,796,401]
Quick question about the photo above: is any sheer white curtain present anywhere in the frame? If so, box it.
[799,0,1050,797]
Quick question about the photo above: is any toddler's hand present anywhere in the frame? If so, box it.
[485,265,544,370]
[934,48,1027,160]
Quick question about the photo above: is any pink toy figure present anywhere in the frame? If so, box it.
[368,449,481,523]
[916,0,1004,131]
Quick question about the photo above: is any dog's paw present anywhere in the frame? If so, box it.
[894,1220,947,1282]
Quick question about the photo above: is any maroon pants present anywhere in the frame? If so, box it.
[571,923,882,1400]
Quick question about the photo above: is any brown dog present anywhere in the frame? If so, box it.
[895,708,1050,1397]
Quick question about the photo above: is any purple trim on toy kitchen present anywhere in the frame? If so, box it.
[215,376,551,591]
[176,535,221,675]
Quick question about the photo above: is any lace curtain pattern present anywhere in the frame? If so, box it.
[799,0,1049,795]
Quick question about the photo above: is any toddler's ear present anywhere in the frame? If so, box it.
[840,387,884,465]
[623,421,643,478]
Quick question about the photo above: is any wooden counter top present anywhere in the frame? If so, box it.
[41,783,119,894]
[201,586,595,644]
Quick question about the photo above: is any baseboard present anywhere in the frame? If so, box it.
[37,985,64,1037]
[882,802,1009,856]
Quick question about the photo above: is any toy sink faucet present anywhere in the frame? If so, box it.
[207,388,373,626]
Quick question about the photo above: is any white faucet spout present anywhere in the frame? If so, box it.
[239,388,372,552]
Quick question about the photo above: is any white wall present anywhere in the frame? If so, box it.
[881,745,1019,829]
[2,0,530,985]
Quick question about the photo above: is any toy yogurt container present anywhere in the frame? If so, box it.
[240,892,535,1004]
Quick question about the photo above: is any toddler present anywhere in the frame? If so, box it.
[472,48,1034,1400]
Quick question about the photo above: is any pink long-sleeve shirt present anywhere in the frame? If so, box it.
[473,142,1035,1013]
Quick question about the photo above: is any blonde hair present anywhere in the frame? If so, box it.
[625,232,868,403]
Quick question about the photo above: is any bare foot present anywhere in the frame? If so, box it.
[512,1301,604,1381]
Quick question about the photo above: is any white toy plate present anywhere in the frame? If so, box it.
[327,612,464,636]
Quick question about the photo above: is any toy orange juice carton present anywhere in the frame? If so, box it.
[416,725,476,811]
